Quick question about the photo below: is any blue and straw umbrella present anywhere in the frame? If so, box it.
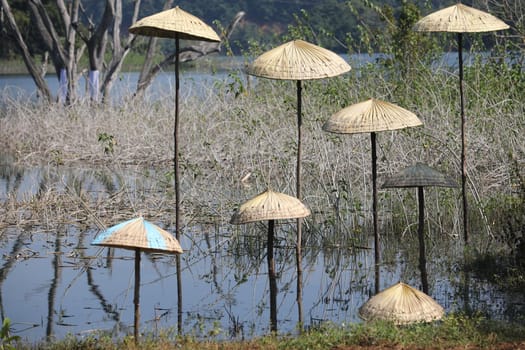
[91,217,183,343]
[413,3,509,244]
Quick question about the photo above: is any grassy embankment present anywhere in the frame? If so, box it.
[8,314,525,349]
[0,52,148,75]
[0,53,240,76]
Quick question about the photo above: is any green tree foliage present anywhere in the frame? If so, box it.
[1,0,519,60]
[0,0,34,59]
[377,2,441,70]
[0,0,68,59]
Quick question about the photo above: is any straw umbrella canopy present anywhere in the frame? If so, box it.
[323,98,423,294]
[382,162,457,188]
[382,163,457,293]
[230,189,311,332]
[413,3,509,245]
[246,39,350,327]
[91,217,183,343]
[358,282,444,325]
[129,6,219,333]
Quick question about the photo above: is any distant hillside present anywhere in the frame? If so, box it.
[0,0,463,60]
[170,0,457,53]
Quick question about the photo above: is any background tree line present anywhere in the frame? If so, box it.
[0,0,522,103]
[0,0,455,58]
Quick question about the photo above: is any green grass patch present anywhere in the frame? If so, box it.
[16,314,525,349]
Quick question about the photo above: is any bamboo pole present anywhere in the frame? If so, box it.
[268,220,277,332]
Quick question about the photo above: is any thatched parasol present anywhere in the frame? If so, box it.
[129,6,219,333]
[91,217,183,343]
[246,39,350,327]
[231,189,310,332]
[413,3,509,33]
[358,282,444,325]
[413,3,509,245]
[230,189,311,224]
[382,163,457,293]
[247,39,351,80]
[382,162,457,188]
[323,98,422,294]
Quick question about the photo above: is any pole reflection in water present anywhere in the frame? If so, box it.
[203,228,244,339]
[77,225,126,336]
[46,230,62,341]
[0,233,27,322]
[86,266,126,334]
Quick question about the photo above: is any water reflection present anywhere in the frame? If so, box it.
[46,229,61,340]
[0,163,523,343]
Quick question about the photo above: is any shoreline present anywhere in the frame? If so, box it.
[0,54,246,76]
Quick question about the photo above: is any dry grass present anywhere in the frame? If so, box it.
[0,59,523,241]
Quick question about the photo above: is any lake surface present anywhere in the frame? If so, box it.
[0,68,235,104]
[1,53,522,344]
[0,52,474,103]
[0,162,523,344]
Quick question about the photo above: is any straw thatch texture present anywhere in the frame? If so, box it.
[246,40,351,81]
[358,282,444,325]
[230,189,311,224]
[92,217,183,254]
[323,98,423,134]
[382,163,458,189]
[413,3,509,33]
[129,6,220,41]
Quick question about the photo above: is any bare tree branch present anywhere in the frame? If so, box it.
[137,0,174,88]
[101,0,143,101]
[0,0,52,101]
[29,0,68,76]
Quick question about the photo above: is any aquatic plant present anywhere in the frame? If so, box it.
[0,318,20,350]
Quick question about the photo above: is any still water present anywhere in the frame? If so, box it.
[0,52,483,105]
[0,68,232,104]
[0,162,523,344]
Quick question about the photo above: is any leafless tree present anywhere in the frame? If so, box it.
[100,0,141,101]
[73,1,114,101]
[74,0,142,102]
[0,0,52,101]
[0,0,140,104]
[29,0,81,103]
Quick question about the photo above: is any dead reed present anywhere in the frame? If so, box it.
[0,58,523,245]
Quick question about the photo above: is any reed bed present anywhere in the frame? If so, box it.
[0,57,523,249]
